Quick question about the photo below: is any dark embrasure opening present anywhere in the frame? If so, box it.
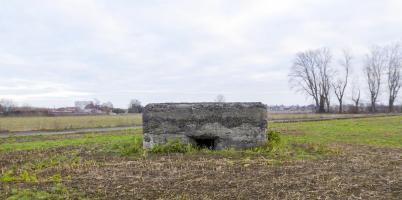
[194,138,216,150]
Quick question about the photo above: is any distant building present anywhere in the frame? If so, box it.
[6,107,50,116]
[49,107,77,115]
[75,101,93,112]
[267,104,316,112]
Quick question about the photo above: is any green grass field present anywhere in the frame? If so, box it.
[0,116,401,199]
[0,113,390,133]
[0,114,142,132]
[1,116,400,154]
[268,112,363,120]
[270,116,402,147]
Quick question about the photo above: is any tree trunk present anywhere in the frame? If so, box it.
[355,102,359,113]
[318,96,326,113]
[371,101,376,113]
[326,100,330,113]
[314,98,320,113]
[389,98,394,113]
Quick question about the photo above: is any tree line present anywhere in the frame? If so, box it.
[0,95,231,116]
[0,98,145,116]
[289,43,402,113]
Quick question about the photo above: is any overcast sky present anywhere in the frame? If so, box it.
[1,0,402,108]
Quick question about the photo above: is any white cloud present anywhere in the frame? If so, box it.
[0,79,91,105]
[1,0,402,107]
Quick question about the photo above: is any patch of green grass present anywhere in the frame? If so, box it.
[0,128,137,144]
[0,170,37,183]
[0,170,18,182]
[198,147,239,157]
[144,131,332,161]
[241,130,338,160]
[20,154,82,173]
[150,140,196,154]
[271,116,402,148]
[6,189,53,200]
[6,184,87,200]
[1,152,97,185]
[0,128,142,152]
[108,135,143,156]
[0,127,334,160]
[50,173,63,184]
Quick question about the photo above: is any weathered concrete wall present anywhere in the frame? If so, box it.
[143,102,267,150]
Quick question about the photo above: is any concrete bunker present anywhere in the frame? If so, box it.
[142,102,268,150]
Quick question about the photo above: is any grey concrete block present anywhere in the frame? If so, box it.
[143,102,267,150]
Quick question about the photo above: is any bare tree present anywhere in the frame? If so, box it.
[93,98,101,107]
[289,48,332,113]
[101,101,114,114]
[351,83,361,113]
[318,49,333,113]
[365,46,385,112]
[0,99,17,114]
[333,50,351,113]
[324,91,331,112]
[128,99,143,113]
[289,50,320,111]
[385,43,402,112]
[215,94,225,102]
[102,102,114,108]
[129,99,141,107]
[21,103,32,108]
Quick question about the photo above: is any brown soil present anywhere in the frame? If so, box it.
[1,145,401,200]
[77,146,402,199]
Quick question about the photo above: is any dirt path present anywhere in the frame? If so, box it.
[0,126,141,138]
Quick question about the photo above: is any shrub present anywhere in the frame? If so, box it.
[267,130,281,146]
[112,136,143,156]
[247,130,282,154]
[150,140,194,154]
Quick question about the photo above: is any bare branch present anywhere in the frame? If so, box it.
[333,49,351,113]
[385,42,402,112]
[351,80,361,113]
[215,94,226,103]
[365,46,386,112]
[289,48,333,113]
